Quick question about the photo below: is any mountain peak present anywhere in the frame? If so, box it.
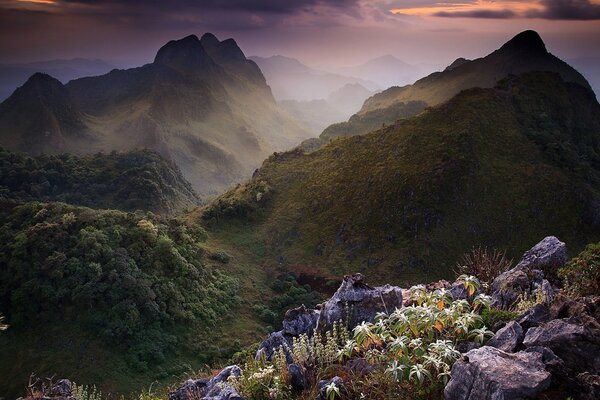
[153,34,213,70]
[500,30,547,54]
[201,34,246,63]
[445,57,470,71]
[200,32,219,46]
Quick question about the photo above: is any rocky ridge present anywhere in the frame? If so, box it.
[163,236,599,400]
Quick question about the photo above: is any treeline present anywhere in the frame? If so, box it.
[0,148,199,214]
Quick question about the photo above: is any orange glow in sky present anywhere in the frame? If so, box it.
[391,1,545,17]
[16,0,56,4]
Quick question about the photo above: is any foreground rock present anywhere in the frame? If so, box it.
[317,273,403,329]
[256,273,402,360]
[169,365,243,400]
[444,346,551,400]
[491,236,566,309]
[523,317,600,374]
[487,320,524,352]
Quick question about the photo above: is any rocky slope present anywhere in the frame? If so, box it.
[0,33,312,197]
[164,236,598,399]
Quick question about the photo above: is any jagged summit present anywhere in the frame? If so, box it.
[201,33,246,64]
[500,30,547,54]
[153,34,214,70]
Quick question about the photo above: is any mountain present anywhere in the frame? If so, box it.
[314,30,592,147]
[362,30,590,113]
[250,55,379,101]
[199,72,600,283]
[568,56,600,99]
[0,148,199,214]
[326,83,374,116]
[0,34,312,197]
[338,54,424,89]
[0,58,116,101]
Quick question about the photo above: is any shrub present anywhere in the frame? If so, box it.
[558,242,600,296]
[455,247,512,284]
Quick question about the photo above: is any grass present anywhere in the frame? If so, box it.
[198,73,600,288]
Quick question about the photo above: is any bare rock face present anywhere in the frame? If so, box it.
[491,236,566,309]
[444,346,551,400]
[282,305,320,336]
[488,321,524,352]
[523,318,600,374]
[514,236,568,271]
[256,304,320,361]
[169,365,243,400]
[317,273,403,329]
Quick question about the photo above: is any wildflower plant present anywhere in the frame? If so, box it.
[231,276,493,399]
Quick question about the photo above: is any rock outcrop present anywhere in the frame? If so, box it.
[444,346,551,400]
[256,273,402,360]
[169,365,242,400]
[487,320,524,352]
[491,236,566,309]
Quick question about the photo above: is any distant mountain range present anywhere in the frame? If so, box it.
[280,82,375,134]
[311,30,593,147]
[337,54,427,89]
[0,58,116,101]
[0,33,312,197]
[250,55,379,101]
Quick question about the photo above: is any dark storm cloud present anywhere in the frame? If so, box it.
[59,0,360,14]
[527,0,600,20]
[433,9,516,19]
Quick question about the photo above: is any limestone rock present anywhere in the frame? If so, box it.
[444,346,551,400]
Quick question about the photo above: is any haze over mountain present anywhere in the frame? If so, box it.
[201,70,600,282]
[249,55,378,101]
[0,33,312,197]
[315,30,593,147]
[0,58,117,102]
[338,55,427,89]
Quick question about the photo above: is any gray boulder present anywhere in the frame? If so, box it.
[169,365,243,400]
[282,305,320,336]
[491,267,529,309]
[491,236,566,309]
[256,305,319,361]
[487,321,524,352]
[514,236,568,272]
[444,346,551,400]
[317,273,403,329]
[523,318,600,374]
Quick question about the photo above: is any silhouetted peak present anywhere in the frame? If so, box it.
[445,57,470,71]
[500,30,547,54]
[201,33,246,63]
[153,34,213,69]
[200,32,219,46]
[7,72,67,102]
[26,72,63,87]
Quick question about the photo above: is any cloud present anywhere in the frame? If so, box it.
[391,0,600,20]
[527,0,600,20]
[433,9,516,19]
[56,0,361,14]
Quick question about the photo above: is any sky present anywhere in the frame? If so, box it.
[1,0,599,69]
